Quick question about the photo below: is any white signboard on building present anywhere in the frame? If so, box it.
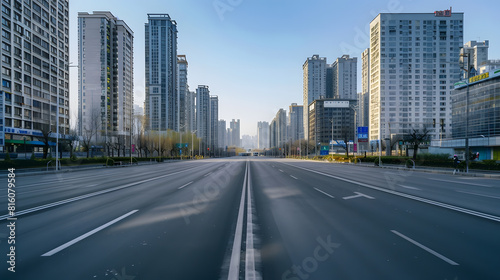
[324,101,350,108]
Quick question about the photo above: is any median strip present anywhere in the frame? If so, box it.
[42,210,138,256]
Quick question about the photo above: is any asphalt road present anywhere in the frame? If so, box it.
[0,157,499,279]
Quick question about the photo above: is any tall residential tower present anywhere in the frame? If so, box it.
[369,10,463,144]
[303,55,326,140]
[145,14,178,132]
[78,11,134,147]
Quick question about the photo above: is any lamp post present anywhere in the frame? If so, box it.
[179,125,186,160]
[460,50,471,173]
[191,130,197,159]
[330,118,334,155]
[23,136,27,159]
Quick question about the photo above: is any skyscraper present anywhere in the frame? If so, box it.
[186,90,196,134]
[145,14,178,132]
[196,85,210,148]
[303,55,326,140]
[257,121,270,149]
[288,103,303,142]
[369,10,463,144]
[332,55,357,100]
[461,40,489,76]
[360,48,370,128]
[218,120,226,149]
[270,109,287,148]
[78,11,134,149]
[177,55,188,133]
[230,119,241,147]
[209,96,219,150]
[1,0,70,154]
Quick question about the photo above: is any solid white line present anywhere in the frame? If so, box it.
[290,175,298,180]
[204,172,213,177]
[0,167,198,221]
[42,210,138,256]
[228,162,247,279]
[245,161,260,279]
[178,181,193,190]
[457,190,500,200]
[391,230,459,265]
[427,178,492,188]
[314,188,335,199]
[399,185,421,190]
[280,163,500,223]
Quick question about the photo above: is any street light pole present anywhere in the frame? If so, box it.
[460,50,470,173]
[56,101,59,171]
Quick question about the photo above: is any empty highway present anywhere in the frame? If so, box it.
[1,158,499,279]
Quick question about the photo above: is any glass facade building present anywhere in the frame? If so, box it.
[452,70,500,138]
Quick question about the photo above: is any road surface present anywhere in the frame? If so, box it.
[1,158,499,279]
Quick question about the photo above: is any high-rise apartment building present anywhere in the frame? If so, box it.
[332,55,357,100]
[1,0,70,153]
[145,14,178,132]
[230,119,240,147]
[368,11,463,143]
[360,49,370,128]
[461,40,489,75]
[186,90,196,133]
[218,120,226,149]
[196,85,210,147]
[78,11,134,148]
[257,121,269,149]
[209,95,218,150]
[270,109,287,148]
[288,103,303,142]
[303,54,326,140]
[177,55,188,133]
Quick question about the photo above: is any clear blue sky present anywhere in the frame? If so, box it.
[69,0,500,136]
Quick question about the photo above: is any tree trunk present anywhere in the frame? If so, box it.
[412,143,419,161]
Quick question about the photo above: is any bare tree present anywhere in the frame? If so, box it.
[81,108,100,158]
[39,123,52,159]
[405,127,431,161]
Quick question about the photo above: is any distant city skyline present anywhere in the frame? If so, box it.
[69,1,500,136]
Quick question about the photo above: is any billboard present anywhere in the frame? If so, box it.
[357,126,368,142]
